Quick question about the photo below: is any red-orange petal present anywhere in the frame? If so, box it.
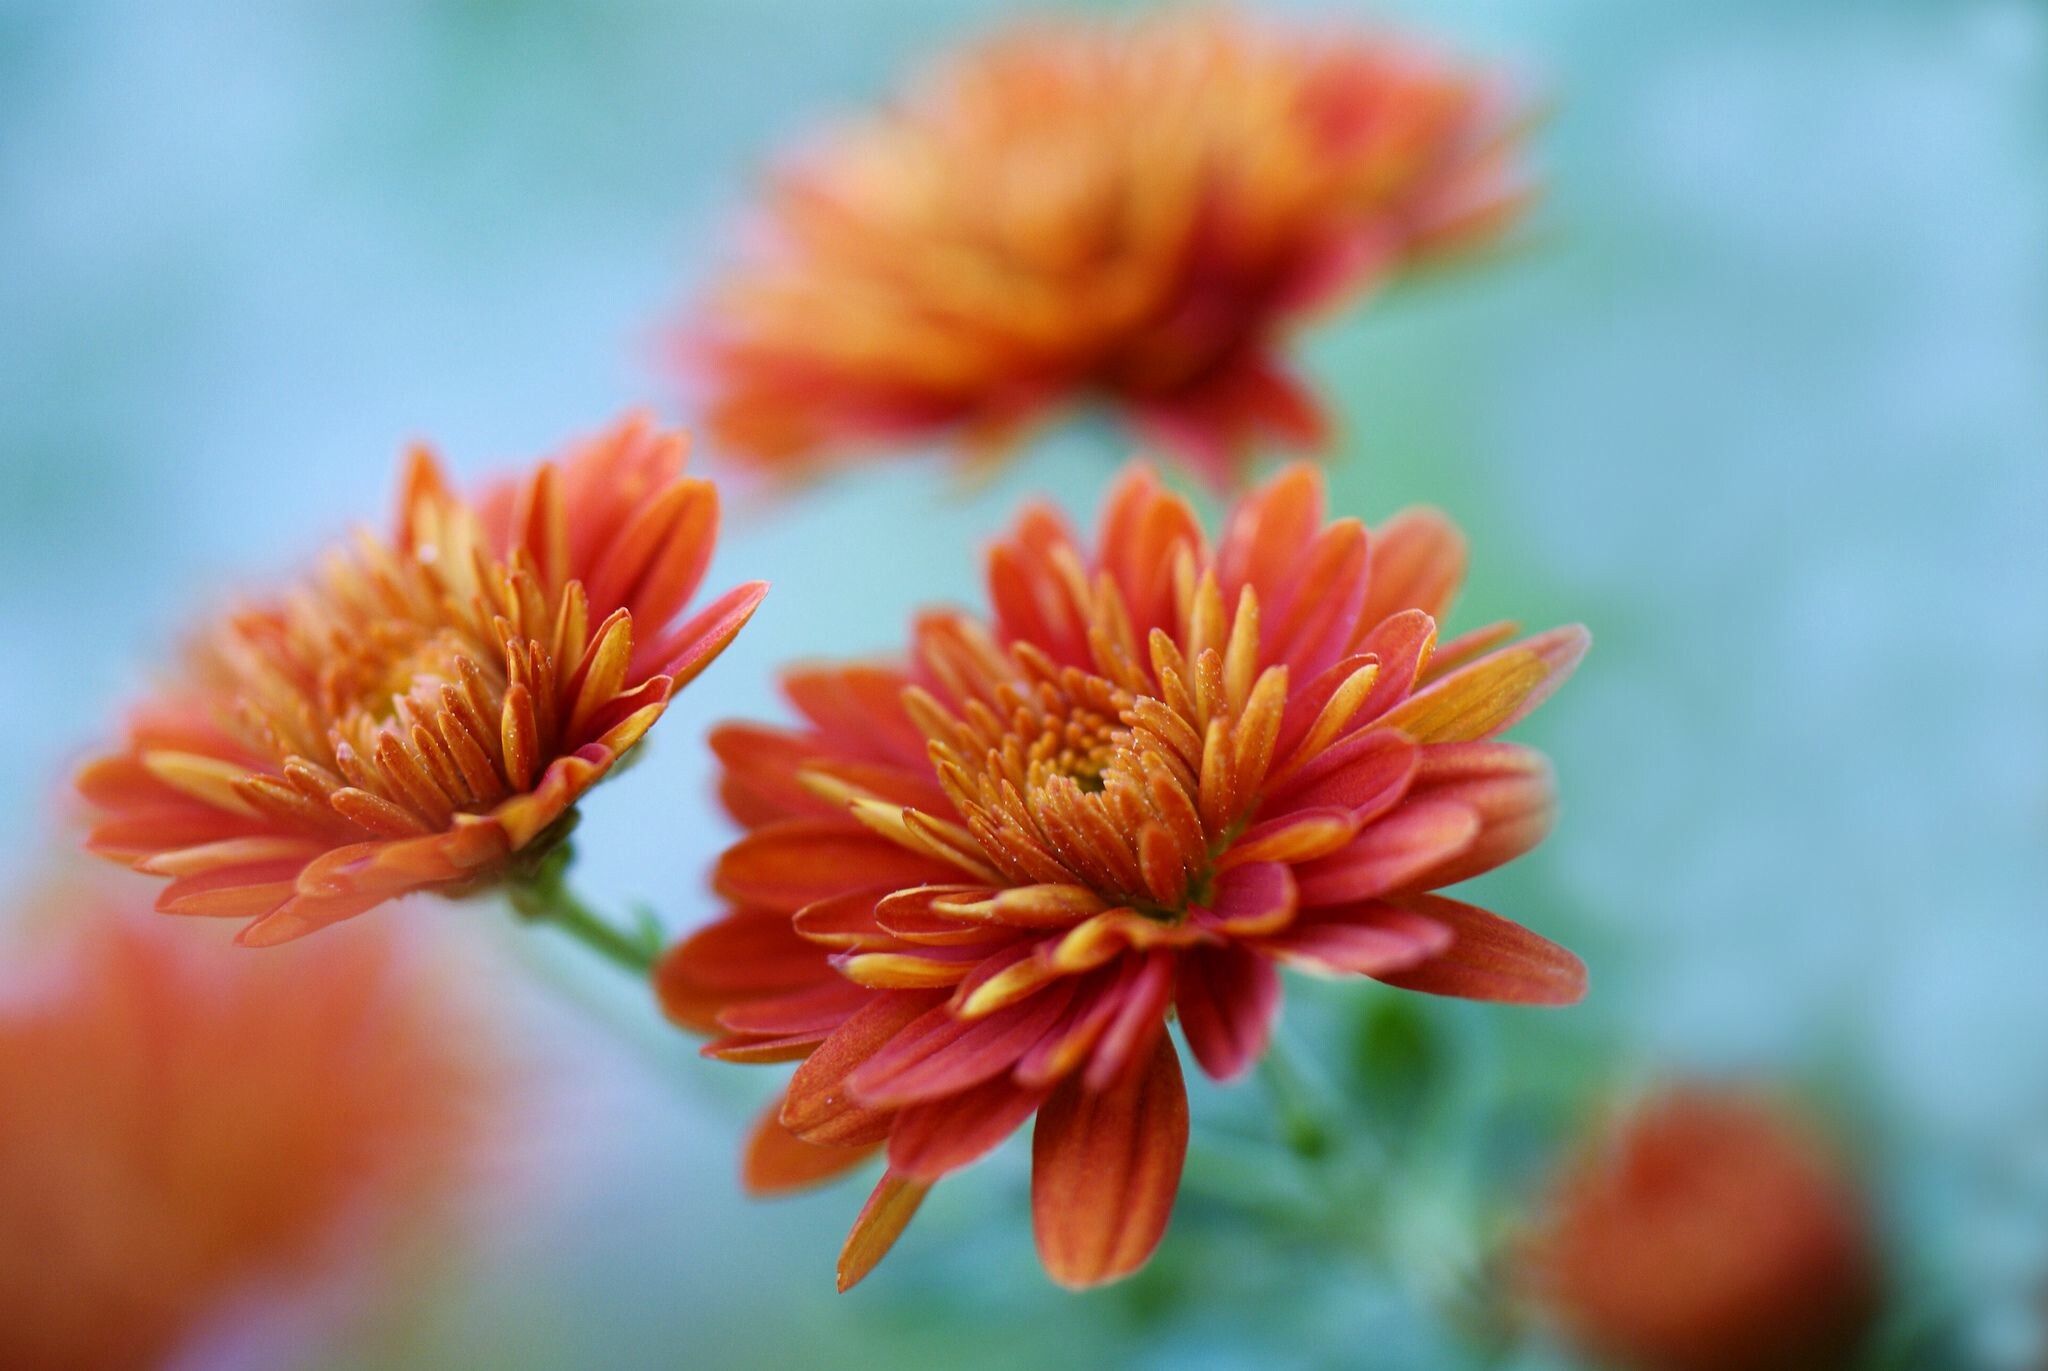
[1374,893,1586,1005]
[744,1099,880,1195]
[1294,799,1480,906]
[644,580,769,688]
[1360,507,1468,628]
[837,1170,929,1292]
[849,984,1076,1108]
[1175,945,1281,1082]
[1378,625,1589,744]
[714,819,958,913]
[887,1074,1050,1181]
[1402,741,1557,890]
[1031,1035,1189,1289]
[1257,900,1451,977]
[783,990,941,1145]
[1268,726,1419,815]
[656,907,834,1032]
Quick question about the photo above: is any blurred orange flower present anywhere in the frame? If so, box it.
[660,461,1585,1289]
[690,9,1525,489]
[1524,1087,1881,1371]
[79,417,765,946]
[0,902,493,1371]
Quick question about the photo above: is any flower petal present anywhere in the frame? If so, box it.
[1374,894,1586,1005]
[644,579,768,689]
[1267,726,1419,815]
[1403,742,1557,889]
[1197,861,1298,937]
[1295,799,1480,906]
[782,990,943,1146]
[714,819,959,913]
[1175,945,1281,1082]
[783,663,929,768]
[1220,808,1360,867]
[887,1074,1050,1181]
[743,1099,879,1195]
[1031,1036,1189,1289]
[656,907,834,1032]
[1360,507,1467,628]
[710,723,848,825]
[1216,462,1325,606]
[1377,625,1589,744]
[1257,900,1451,977]
[1083,949,1177,1091]
[837,1170,929,1292]
[849,984,1077,1108]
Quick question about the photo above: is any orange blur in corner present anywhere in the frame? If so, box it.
[0,899,497,1371]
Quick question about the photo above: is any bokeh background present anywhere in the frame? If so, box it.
[3,0,2044,1367]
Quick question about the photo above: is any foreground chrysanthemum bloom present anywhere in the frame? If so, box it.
[660,462,1587,1288]
[692,9,1525,488]
[79,417,764,946]
[1523,1088,1881,1371]
[0,903,492,1371]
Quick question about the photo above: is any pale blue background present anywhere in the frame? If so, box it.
[2,1,2044,1367]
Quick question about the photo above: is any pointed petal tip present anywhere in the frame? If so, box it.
[835,1171,929,1292]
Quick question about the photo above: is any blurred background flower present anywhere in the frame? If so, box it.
[686,7,1523,488]
[1521,1086,1881,1371]
[1,0,2043,1367]
[0,889,499,1371]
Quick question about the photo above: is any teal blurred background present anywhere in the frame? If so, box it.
[2,0,2044,1366]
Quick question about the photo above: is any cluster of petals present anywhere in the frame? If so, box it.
[78,416,764,945]
[692,8,1525,488]
[660,460,1587,1288]
[0,904,491,1370]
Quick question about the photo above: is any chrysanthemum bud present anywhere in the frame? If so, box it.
[1524,1087,1881,1371]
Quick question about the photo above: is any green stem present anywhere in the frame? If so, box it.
[506,868,661,975]
[1257,1036,1335,1161]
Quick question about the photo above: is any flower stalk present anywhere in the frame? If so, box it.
[507,852,662,976]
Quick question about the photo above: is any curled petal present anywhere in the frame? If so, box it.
[643,579,769,688]
[1268,727,1419,815]
[1216,463,1325,608]
[783,664,930,768]
[1084,950,1177,1091]
[1221,808,1360,867]
[1197,861,1298,937]
[932,884,1106,929]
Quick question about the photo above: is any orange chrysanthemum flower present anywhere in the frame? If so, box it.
[0,903,492,1371]
[691,9,1525,488]
[1523,1088,1882,1371]
[659,462,1587,1289]
[78,417,764,946]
